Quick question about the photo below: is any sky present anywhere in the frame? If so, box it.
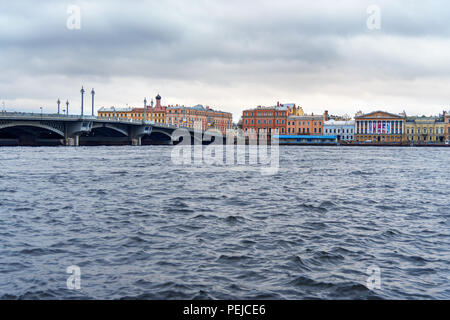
[1,0,450,122]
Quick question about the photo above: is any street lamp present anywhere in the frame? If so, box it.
[80,86,85,117]
[57,98,61,114]
[144,97,147,122]
[91,88,95,116]
[66,100,69,116]
[151,98,154,122]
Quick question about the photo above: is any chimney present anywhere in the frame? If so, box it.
[324,110,329,121]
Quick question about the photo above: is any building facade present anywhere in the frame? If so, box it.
[98,94,232,133]
[152,105,167,124]
[355,111,405,144]
[98,106,133,119]
[166,104,232,134]
[445,111,450,142]
[286,113,327,135]
[241,105,288,135]
[404,116,446,144]
[323,119,355,141]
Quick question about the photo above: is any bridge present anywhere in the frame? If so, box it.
[0,112,207,146]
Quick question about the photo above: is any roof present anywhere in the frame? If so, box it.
[244,105,289,112]
[166,104,231,115]
[355,110,404,119]
[273,135,337,139]
[98,106,132,112]
[288,115,324,120]
[324,120,355,126]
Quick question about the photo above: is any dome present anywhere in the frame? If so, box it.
[156,94,161,100]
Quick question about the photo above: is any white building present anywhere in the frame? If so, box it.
[324,120,355,141]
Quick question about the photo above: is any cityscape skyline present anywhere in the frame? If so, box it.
[2,1,450,121]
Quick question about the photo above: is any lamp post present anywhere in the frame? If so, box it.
[57,98,61,114]
[91,88,95,116]
[80,86,85,117]
[144,97,147,122]
[66,100,69,116]
[151,98,154,122]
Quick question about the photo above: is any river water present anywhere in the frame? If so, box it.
[0,146,449,299]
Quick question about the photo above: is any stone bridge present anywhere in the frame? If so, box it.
[0,113,208,146]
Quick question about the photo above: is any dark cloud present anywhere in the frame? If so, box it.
[1,0,450,120]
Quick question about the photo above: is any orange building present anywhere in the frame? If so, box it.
[286,111,328,135]
[241,104,288,135]
[355,111,405,144]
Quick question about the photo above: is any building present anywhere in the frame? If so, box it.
[166,104,232,134]
[98,94,232,133]
[152,105,167,124]
[323,119,355,141]
[405,115,446,144]
[125,94,165,122]
[445,111,450,142]
[274,134,337,145]
[285,103,305,116]
[241,104,288,135]
[98,106,133,119]
[286,112,327,135]
[355,111,405,144]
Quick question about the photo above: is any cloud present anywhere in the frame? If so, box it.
[1,0,450,120]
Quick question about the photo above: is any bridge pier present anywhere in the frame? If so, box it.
[131,137,141,146]
[64,135,79,146]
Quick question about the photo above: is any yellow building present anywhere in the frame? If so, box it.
[153,106,166,124]
[97,107,133,119]
[286,104,305,116]
[445,111,450,142]
[404,116,446,144]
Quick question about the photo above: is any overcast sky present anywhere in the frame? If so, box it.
[1,0,450,121]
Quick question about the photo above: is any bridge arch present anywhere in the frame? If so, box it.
[91,123,129,137]
[0,121,65,137]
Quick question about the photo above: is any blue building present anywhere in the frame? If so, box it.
[323,120,355,141]
[273,135,337,145]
